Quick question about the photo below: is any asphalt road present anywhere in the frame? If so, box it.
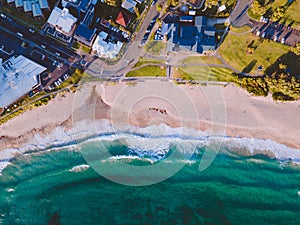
[0,15,79,65]
[229,0,253,27]
[86,1,162,77]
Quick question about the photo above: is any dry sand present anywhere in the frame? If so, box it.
[0,81,299,152]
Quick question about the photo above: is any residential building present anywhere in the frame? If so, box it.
[167,16,216,54]
[7,0,49,19]
[92,31,123,59]
[73,2,97,46]
[74,24,97,47]
[121,0,136,13]
[0,56,47,108]
[47,7,77,36]
[116,11,131,27]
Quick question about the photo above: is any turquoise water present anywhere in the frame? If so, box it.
[0,139,300,225]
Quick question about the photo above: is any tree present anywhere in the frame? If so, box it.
[278,63,287,70]
[252,0,266,16]
[105,0,118,7]
[270,6,285,21]
[205,0,218,8]
[291,42,300,56]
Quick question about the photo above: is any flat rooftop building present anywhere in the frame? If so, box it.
[92,31,123,59]
[0,56,47,108]
[47,7,77,35]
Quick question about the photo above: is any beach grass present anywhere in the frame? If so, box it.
[218,27,290,74]
[126,65,166,77]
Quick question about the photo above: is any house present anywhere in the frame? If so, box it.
[47,7,77,36]
[92,31,123,59]
[74,24,97,47]
[121,0,136,13]
[116,11,131,27]
[167,16,216,54]
[0,56,47,108]
[73,2,97,46]
[7,0,49,19]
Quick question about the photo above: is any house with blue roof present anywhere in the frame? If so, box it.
[167,16,216,54]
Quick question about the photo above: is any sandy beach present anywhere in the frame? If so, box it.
[0,80,300,155]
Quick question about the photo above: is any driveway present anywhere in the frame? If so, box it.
[229,0,253,27]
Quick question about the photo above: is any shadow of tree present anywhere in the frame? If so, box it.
[242,60,257,73]
[265,51,300,77]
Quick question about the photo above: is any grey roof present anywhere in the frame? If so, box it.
[15,0,23,8]
[0,56,46,107]
[38,0,49,9]
[32,3,42,17]
[121,0,136,13]
[195,16,206,26]
[23,1,32,12]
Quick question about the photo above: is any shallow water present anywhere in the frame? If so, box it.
[0,138,300,225]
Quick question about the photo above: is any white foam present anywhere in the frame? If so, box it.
[68,164,90,173]
[0,119,300,174]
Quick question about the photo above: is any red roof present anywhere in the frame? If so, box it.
[116,11,131,27]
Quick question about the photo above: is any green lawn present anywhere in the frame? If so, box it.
[133,58,165,68]
[218,27,290,74]
[230,25,252,34]
[284,0,300,28]
[179,56,223,65]
[248,0,300,28]
[145,41,166,56]
[126,66,166,77]
[174,66,237,82]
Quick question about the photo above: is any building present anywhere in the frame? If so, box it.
[167,16,216,54]
[74,24,97,47]
[7,0,49,19]
[92,31,123,59]
[121,0,136,13]
[47,7,77,36]
[115,11,131,27]
[0,56,47,108]
[73,2,97,46]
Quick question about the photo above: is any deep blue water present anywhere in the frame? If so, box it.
[0,139,300,225]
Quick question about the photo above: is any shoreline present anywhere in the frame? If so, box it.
[0,81,299,171]
[1,118,300,174]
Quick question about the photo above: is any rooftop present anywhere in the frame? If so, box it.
[47,7,77,34]
[92,31,123,59]
[0,56,47,108]
[116,11,131,27]
[121,0,136,13]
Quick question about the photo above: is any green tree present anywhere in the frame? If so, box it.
[278,63,287,70]
[205,0,218,8]
[252,0,266,16]
[270,6,285,21]
[291,42,300,56]
[105,0,118,7]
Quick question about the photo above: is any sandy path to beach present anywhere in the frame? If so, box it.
[0,81,299,151]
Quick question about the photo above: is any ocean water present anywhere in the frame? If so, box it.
[0,137,300,225]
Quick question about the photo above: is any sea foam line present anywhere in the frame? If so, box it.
[0,119,300,174]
